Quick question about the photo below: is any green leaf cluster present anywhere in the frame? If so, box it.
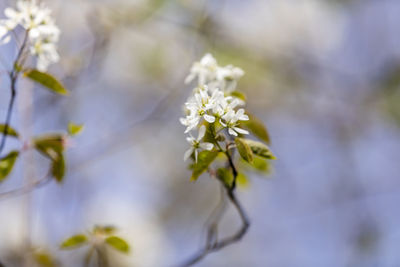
[60,225,130,256]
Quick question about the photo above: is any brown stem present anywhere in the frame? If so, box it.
[0,31,29,156]
[178,152,250,267]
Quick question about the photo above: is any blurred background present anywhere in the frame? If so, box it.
[1,0,400,266]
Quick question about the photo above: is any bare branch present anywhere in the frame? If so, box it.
[178,151,250,267]
[0,172,52,201]
[0,31,29,156]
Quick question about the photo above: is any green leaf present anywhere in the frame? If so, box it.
[68,122,84,136]
[237,172,250,188]
[34,251,57,267]
[33,134,66,182]
[235,138,253,163]
[0,151,19,182]
[105,236,130,253]
[202,122,216,144]
[251,156,272,173]
[24,69,68,95]
[191,150,219,181]
[33,134,64,159]
[243,139,276,159]
[243,112,271,144]
[229,91,246,101]
[0,124,19,138]
[51,153,65,183]
[60,234,88,249]
[216,167,233,188]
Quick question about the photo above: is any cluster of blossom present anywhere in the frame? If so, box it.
[0,0,60,71]
[181,53,249,162]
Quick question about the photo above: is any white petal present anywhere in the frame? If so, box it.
[198,125,206,140]
[228,128,238,136]
[200,142,214,151]
[204,114,215,123]
[185,74,195,84]
[4,8,17,19]
[239,114,249,121]
[184,148,194,161]
[233,127,249,135]
[179,117,187,125]
[236,109,245,116]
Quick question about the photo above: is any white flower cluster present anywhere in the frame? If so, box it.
[0,0,60,71]
[181,53,249,161]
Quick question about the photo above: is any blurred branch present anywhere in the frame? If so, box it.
[179,152,250,267]
[0,172,52,201]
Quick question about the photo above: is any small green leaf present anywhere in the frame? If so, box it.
[235,138,253,163]
[68,122,84,136]
[243,112,271,144]
[251,156,272,173]
[243,139,276,159]
[191,150,219,181]
[229,91,246,101]
[34,251,57,267]
[202,122,216,144]
[105,236,130,253]
[216,167,233,188]
[33,134,66,183]
[0,124,19,138]
[33,134,64,159]
[60,234,88,249]
[13,63,22,72]
[24,69,68,95]
[0,151,19,182]
[237,173,250,188]
[51,153,65,183]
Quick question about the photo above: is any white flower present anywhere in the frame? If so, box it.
[220,108,249,136]
[0,0,60,71]
[180,87,217,133]
[31,40,59,71]
[216,65,244,92]
[184,125,214,162]
[185,53,218,86]
[185,53,244,93]
[213,95,241,118]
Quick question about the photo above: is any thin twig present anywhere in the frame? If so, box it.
[0,172,52,201]
[178,152,250,267]
[204,184,227,248]
[0,31,29,156]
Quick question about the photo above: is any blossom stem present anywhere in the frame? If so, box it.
[179,152,250,267]
[0,31,29,156]
[225,144,238,191]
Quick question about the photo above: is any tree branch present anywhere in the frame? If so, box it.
[178,151,250,267]
[0,172,52,201]
[0,31,29,156]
